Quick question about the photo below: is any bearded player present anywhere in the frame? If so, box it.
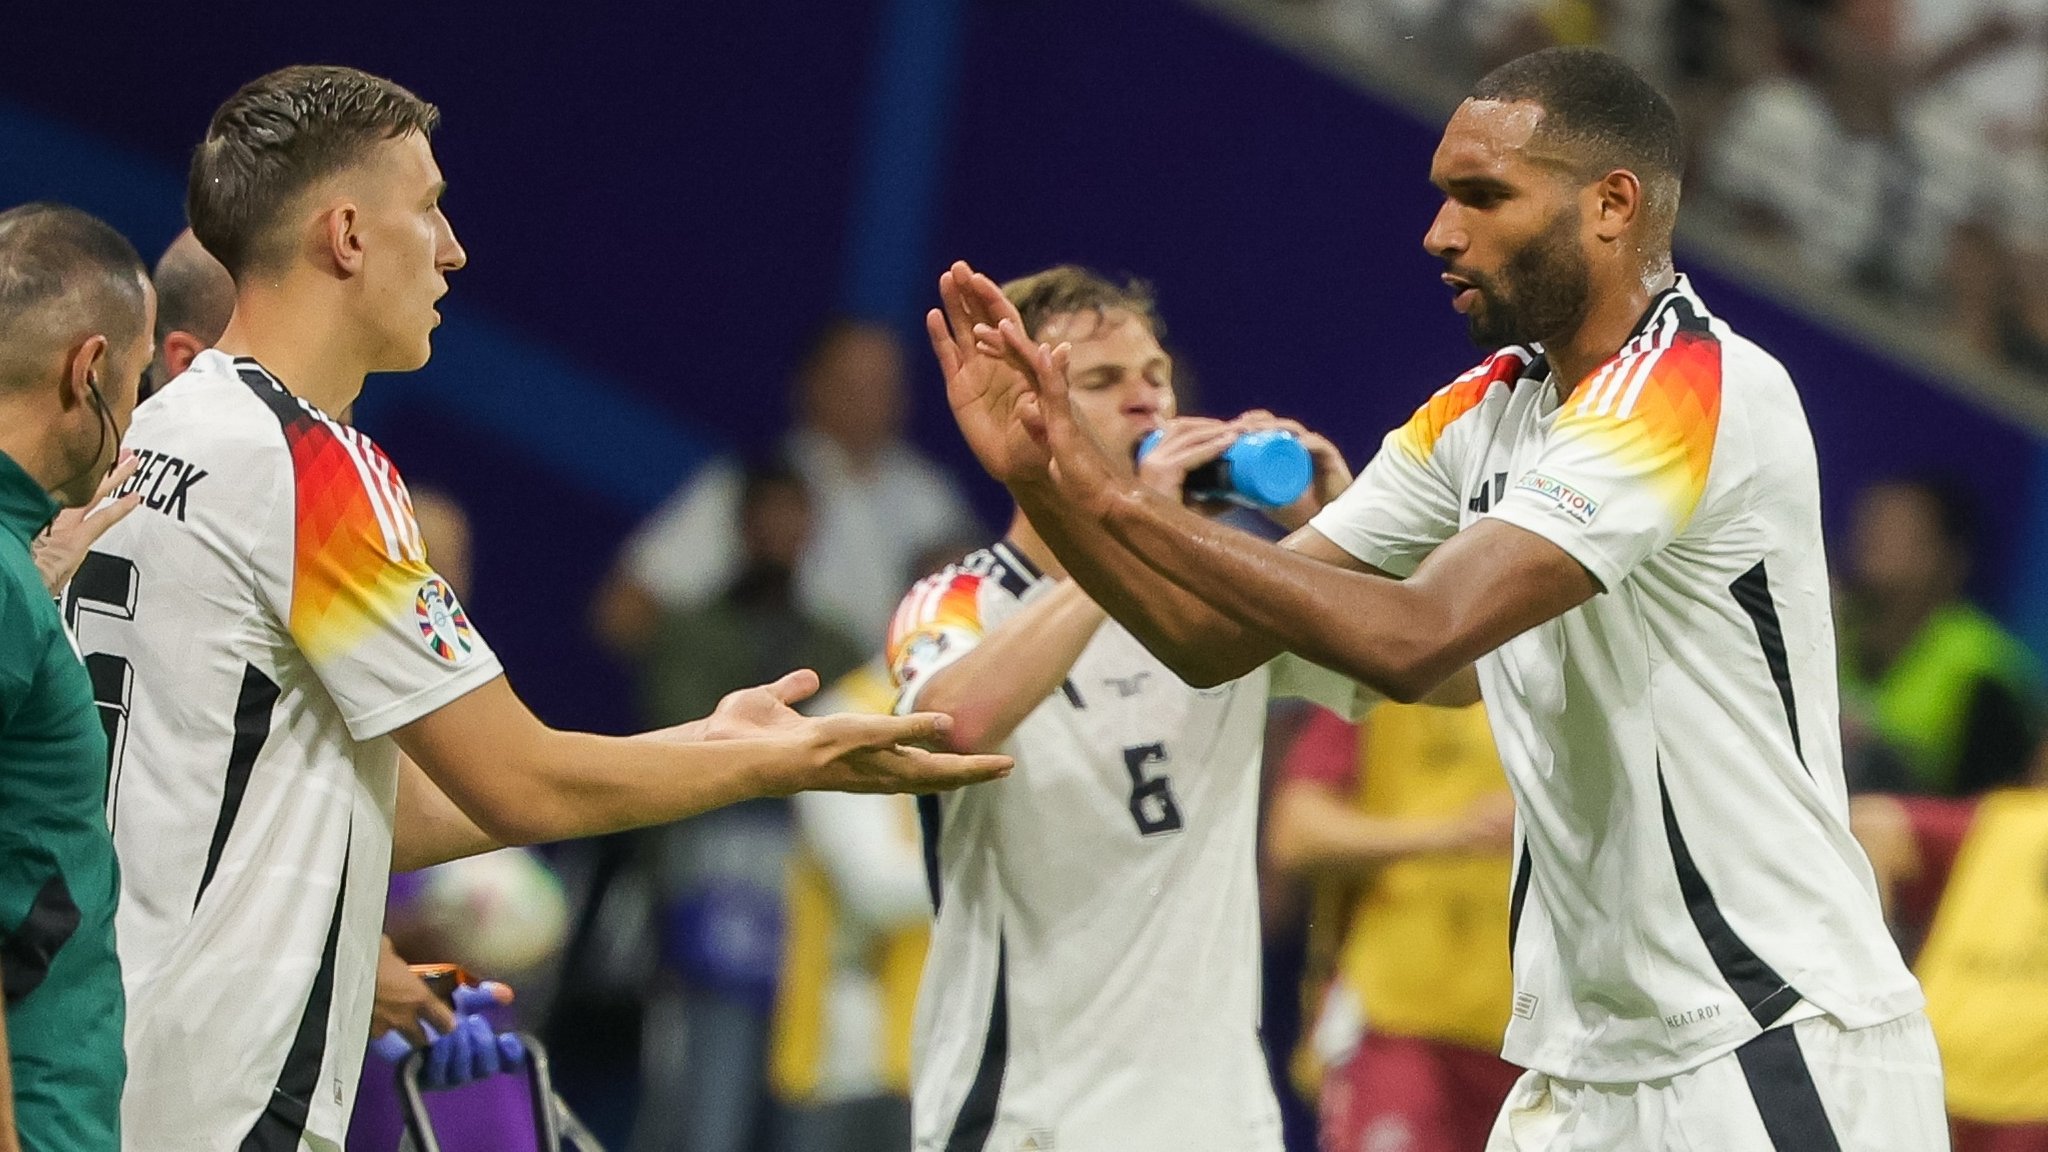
[938,47,1942,1152]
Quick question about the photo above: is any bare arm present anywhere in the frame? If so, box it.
[911,578,1108,753]
[393,753,499,872]
[926,266,1371,685]
[1266,781,1514,878]
[994,321,1597,701]
[1104,502,1592,700]
[1020,489,1380,687]
[394,672,1010,847]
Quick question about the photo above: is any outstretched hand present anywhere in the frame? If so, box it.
[788,710,1013,795]
[694,668,1012,794]
[927,261,1049,487]
[34,451,142,594]
[700,669,820,741]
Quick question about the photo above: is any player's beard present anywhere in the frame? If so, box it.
[1464,203,1592,351]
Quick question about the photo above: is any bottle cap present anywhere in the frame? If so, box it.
[1225,430,1313,507]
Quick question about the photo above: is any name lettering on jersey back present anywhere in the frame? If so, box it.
[115,448,209,522]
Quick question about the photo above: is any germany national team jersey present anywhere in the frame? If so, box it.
[76,350,502,1150]
[1309,276,1921,1082]
[888,541,1356,1152]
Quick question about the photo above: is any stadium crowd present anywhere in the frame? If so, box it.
[1295,0,2048,379]
[4,24,2048,1152]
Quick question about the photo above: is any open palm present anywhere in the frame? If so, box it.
[926,261,1049,486]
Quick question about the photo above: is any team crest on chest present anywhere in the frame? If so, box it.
[415,577,476,664]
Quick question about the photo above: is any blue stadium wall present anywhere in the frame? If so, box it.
[4,0,2043,738]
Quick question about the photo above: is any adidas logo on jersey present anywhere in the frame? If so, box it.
[1467,471,1508,514]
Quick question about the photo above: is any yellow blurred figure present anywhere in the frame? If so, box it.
[1268,702,1519,1152]
[770,659,932,1149]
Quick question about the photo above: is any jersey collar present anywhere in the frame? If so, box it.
[0,449,60,546]
[1533,273,1708,363]
[992,539,1045,587]
[1624,272,1708,343]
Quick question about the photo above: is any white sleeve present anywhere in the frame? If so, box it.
[1267,652,1378,719]
[1484,332,1724,591]
[885,566,1004,714]
[791,790,931,931]
[1308,427,1462,577]
[1305,355,1534,576]
[254,423,502,741]
[621,461,743,609]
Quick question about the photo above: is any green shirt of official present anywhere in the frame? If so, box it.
[0,448,123,1151]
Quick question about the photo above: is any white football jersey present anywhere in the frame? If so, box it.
[888,540,1354,1152]
[1309,276,1922,1082]
[74,350,503,1150]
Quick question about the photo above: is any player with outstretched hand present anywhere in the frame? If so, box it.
[934,46,1942,1152]
[78,65,1007,1152]
[899,265,1376,1152]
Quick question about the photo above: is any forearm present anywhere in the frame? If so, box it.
[1014,477,1281,685]
[396,681,805,846]
[1100,485,1445,697]
[393,754,501,872]
[1268,785,1457,877]
[487,728,790,844]
[914,579,1107,752]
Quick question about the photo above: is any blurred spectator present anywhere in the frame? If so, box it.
[1313,0,2048,378]
[767,658,930,1152]
[1838,477,2043,795]
[1849,742,2048,1152]
[1266,704,1518,1152]
[1891,0,2048,362]
[632,460,866,729]
[1705,0,1918,290]
[146,229,235,401]
[594,320,977,654]
[627,460,866,1152]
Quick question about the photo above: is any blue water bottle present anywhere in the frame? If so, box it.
[1137,428,1314,509]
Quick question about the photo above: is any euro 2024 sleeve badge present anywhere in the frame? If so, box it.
[415,576,476,664]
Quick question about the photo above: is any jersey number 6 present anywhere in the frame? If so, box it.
[1122,743,1185,837]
